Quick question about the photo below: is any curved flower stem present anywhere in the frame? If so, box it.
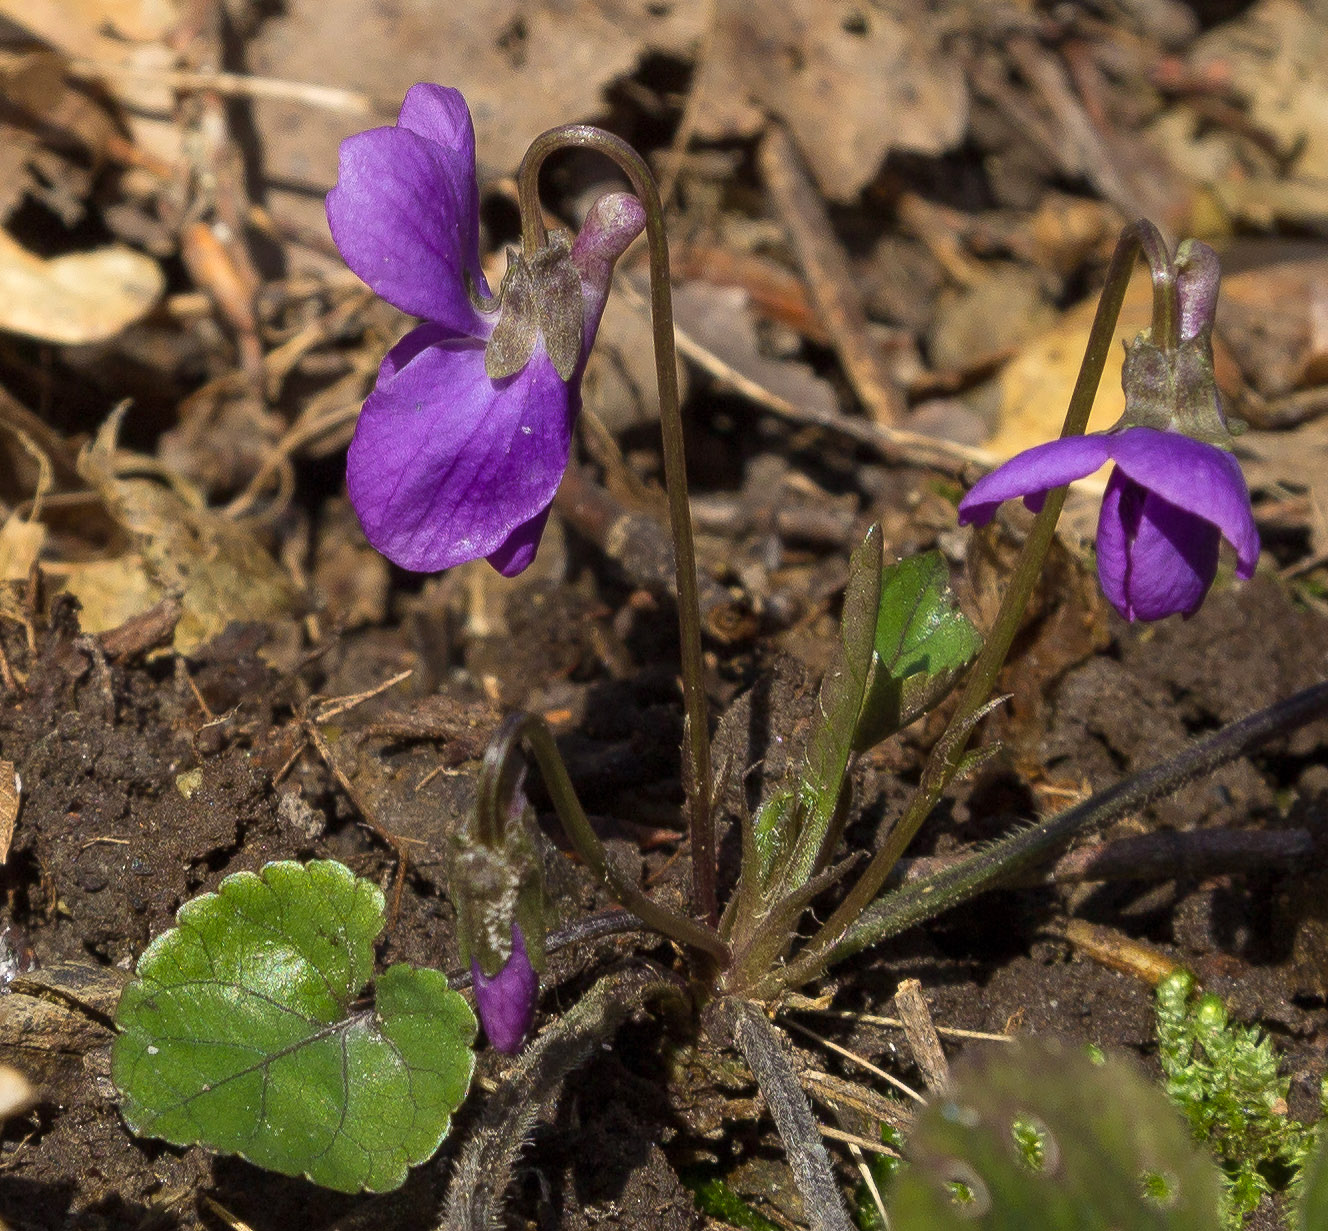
[481,712,729,965]
[781,219,1167,992]
[517,126,717,925]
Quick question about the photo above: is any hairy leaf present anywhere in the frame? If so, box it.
[854,551,980,751]
[889,1039,1222,1229]
[113,860,476,1193]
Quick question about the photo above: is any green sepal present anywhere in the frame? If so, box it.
[485,231,584,381]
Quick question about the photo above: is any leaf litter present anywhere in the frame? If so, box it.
[0,0,1325,1227]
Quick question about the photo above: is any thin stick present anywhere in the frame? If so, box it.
[66,59,379,116]
[832,678,1328,966]
[516,126,716,924]
[759,123,905,427]
[783,1020,925,1105]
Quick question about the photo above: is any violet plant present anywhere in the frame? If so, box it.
[112,84,1328,1223]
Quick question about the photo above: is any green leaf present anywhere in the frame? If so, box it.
[1298,1127,1328,1231]
[889,1039,1223,1229]
[113,860,476,1193]
[854,551,980,751]
[785,524,885,888]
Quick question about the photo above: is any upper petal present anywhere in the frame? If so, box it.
[1105,427,1259,577]
[326,85,488,331]
[347,331,573,573]
[1096,469,1219,621]
[957,434,1112,525]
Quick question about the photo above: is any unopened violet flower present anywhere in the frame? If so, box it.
[327,84,645,576]
[958,238,1259,623]
[471,922,538,1055]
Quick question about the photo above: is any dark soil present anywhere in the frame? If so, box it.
[2,2,1328,1228]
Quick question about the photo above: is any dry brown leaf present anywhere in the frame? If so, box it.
[1218,256,1328,397]
[1194,0,1328,186]
[0,760,18,864]
[0,0,179,54]
[0,0,185,167]
[692,0,967,200]
[0,228,164,344]
[0,424,52,584]
[50,410,301,652]
[248,0,707,236]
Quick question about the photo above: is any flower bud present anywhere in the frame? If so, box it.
[449,759,546,1053]
[471,922,538,1054]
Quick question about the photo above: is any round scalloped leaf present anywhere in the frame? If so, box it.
[888,1038,1222,1229]
[112,860,476,1192]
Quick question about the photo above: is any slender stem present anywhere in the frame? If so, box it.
[516,126,717,924]
[483,712,728,964]
[805,679,1328,976]
[782,220,1162,991]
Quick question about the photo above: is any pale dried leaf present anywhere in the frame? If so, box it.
[692,0,968,200]
[248,0,707,235]
[71,414,299,652]
[670,281,840,420]
[0,1065,33,1120]
[1194,0,1328,185]
[0,760,17,864]
[0,228,164,344]
[0,516,44,584]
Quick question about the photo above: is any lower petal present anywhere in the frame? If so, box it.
[1096,469,1220,621]
[487,508,552,577]
[347,336,573,573]
[1107,427,1259,577]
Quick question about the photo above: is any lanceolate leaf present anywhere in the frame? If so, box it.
[854,551,980,752]
[113,860,476,1193]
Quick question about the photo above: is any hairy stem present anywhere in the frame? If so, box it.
[482,712,728,964]
[807,678,1328,978]
[517,126,716,924]
[441,964,686,1231]
[783,220,1169,990]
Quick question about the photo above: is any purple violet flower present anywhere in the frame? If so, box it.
[958,428,1258,621]
[327,84,645,576]
[471,922,538,1054]
[960,235,1260,623]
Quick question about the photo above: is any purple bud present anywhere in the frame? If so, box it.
[471,923,538,1054]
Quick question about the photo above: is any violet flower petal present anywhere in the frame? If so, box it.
[471,924,539,1055]
[570,191,647,359]
[1106,427,1259,578]
[347,331,573,572]
[1097,470,1220,621]
[957,434,1113,525]
[326,84,488,332]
